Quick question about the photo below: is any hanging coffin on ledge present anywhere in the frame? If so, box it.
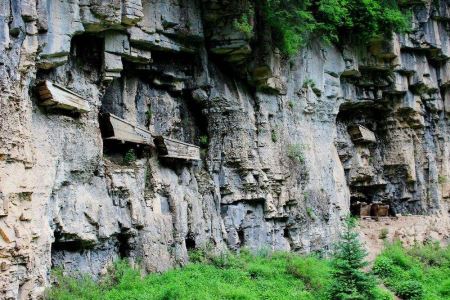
[100,113,154,146]
[153,136,200,161]
[37,80,90,112]
[348,124,376,143]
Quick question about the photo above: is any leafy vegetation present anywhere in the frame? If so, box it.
[46,250,333,300]
[287,143,305,164]
[374,241,450,300]
[271,129,278,143]
[379,228,389,240]
[123,149,137,165]
[45,221,449,300]
[233,11,254,38]
[263,0,410,56]
[199,135,209,147]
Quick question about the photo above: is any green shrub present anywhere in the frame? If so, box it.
[374,242,450,300]
[395,280,424,300]
[271,129,278,143]
[438,175,448,184]
[379,228,388,240]
[233,13,254,38]
[373,287,394,300]
[408,242,447,267]
[263,0,410,56]
[199,135,209,147]
[287,143,305,164]
[373,256,395,278]
[123,149,137,165]
[145,105,152,123]
[439,278,450,297]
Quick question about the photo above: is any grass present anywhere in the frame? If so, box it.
[45,242,450,300]
[373,241,450,300]
[46,250,332,300]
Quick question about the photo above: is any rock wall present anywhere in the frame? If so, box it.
[359,215,450,262]
[0,0,449,298]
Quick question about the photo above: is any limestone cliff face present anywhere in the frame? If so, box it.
[0,0,449,298]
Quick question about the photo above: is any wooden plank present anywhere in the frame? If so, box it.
[154,135,200,161]
[100,113,154,146]
[37,80,90,113]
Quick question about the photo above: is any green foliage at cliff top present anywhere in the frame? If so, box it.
[264,0,410,56]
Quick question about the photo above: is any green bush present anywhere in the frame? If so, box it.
[395,280,424,300]
[263,0,410,56]
[374,241,450,300]
[287,143,305,164]
[373,256,395,278]
[373,287,394,300]
[233,13,254,38]
[271,129,278,143]
[408,242,449,267]
[45,240,450,300]
[123,149,137,165]
[199,135,209,147]
[439,278,450,297]
[379,228,388,240]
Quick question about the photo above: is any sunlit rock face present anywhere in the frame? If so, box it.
[0,0,449,298]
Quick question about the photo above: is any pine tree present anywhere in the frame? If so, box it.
[330,217,377,300]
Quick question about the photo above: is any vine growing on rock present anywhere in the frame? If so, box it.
[263,0,410,56]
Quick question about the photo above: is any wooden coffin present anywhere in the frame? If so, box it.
[153,136,200,161]
[100,113,154,146]
[348,125,376,143]
[371,204,390,217]
[352,202,372,217]
[37,81,90,112]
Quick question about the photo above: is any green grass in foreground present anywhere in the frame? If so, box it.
[46,250,332,300]
[374,241,450,300]
[45,239,450,300]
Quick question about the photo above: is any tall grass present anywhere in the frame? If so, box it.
[46,241,449,300]
[373,241,450,300]
[46,250,332,300]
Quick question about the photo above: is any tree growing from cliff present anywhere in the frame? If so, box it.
[263,0,410,56]
[329,217,378,300]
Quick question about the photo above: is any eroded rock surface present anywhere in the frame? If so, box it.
[0,0,449,299]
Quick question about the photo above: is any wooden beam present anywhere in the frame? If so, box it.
[37,81,90,113]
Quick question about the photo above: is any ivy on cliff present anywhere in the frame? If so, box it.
[263,0,410,56]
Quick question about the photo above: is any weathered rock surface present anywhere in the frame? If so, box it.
[0,0,449,299]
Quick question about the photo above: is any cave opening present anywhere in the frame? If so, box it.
[182,89,209,148]
[283,227,290,239]
[237,229,245,247]
[117,230,131,259]
[185,236,196,250]
[70,33,104,72]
